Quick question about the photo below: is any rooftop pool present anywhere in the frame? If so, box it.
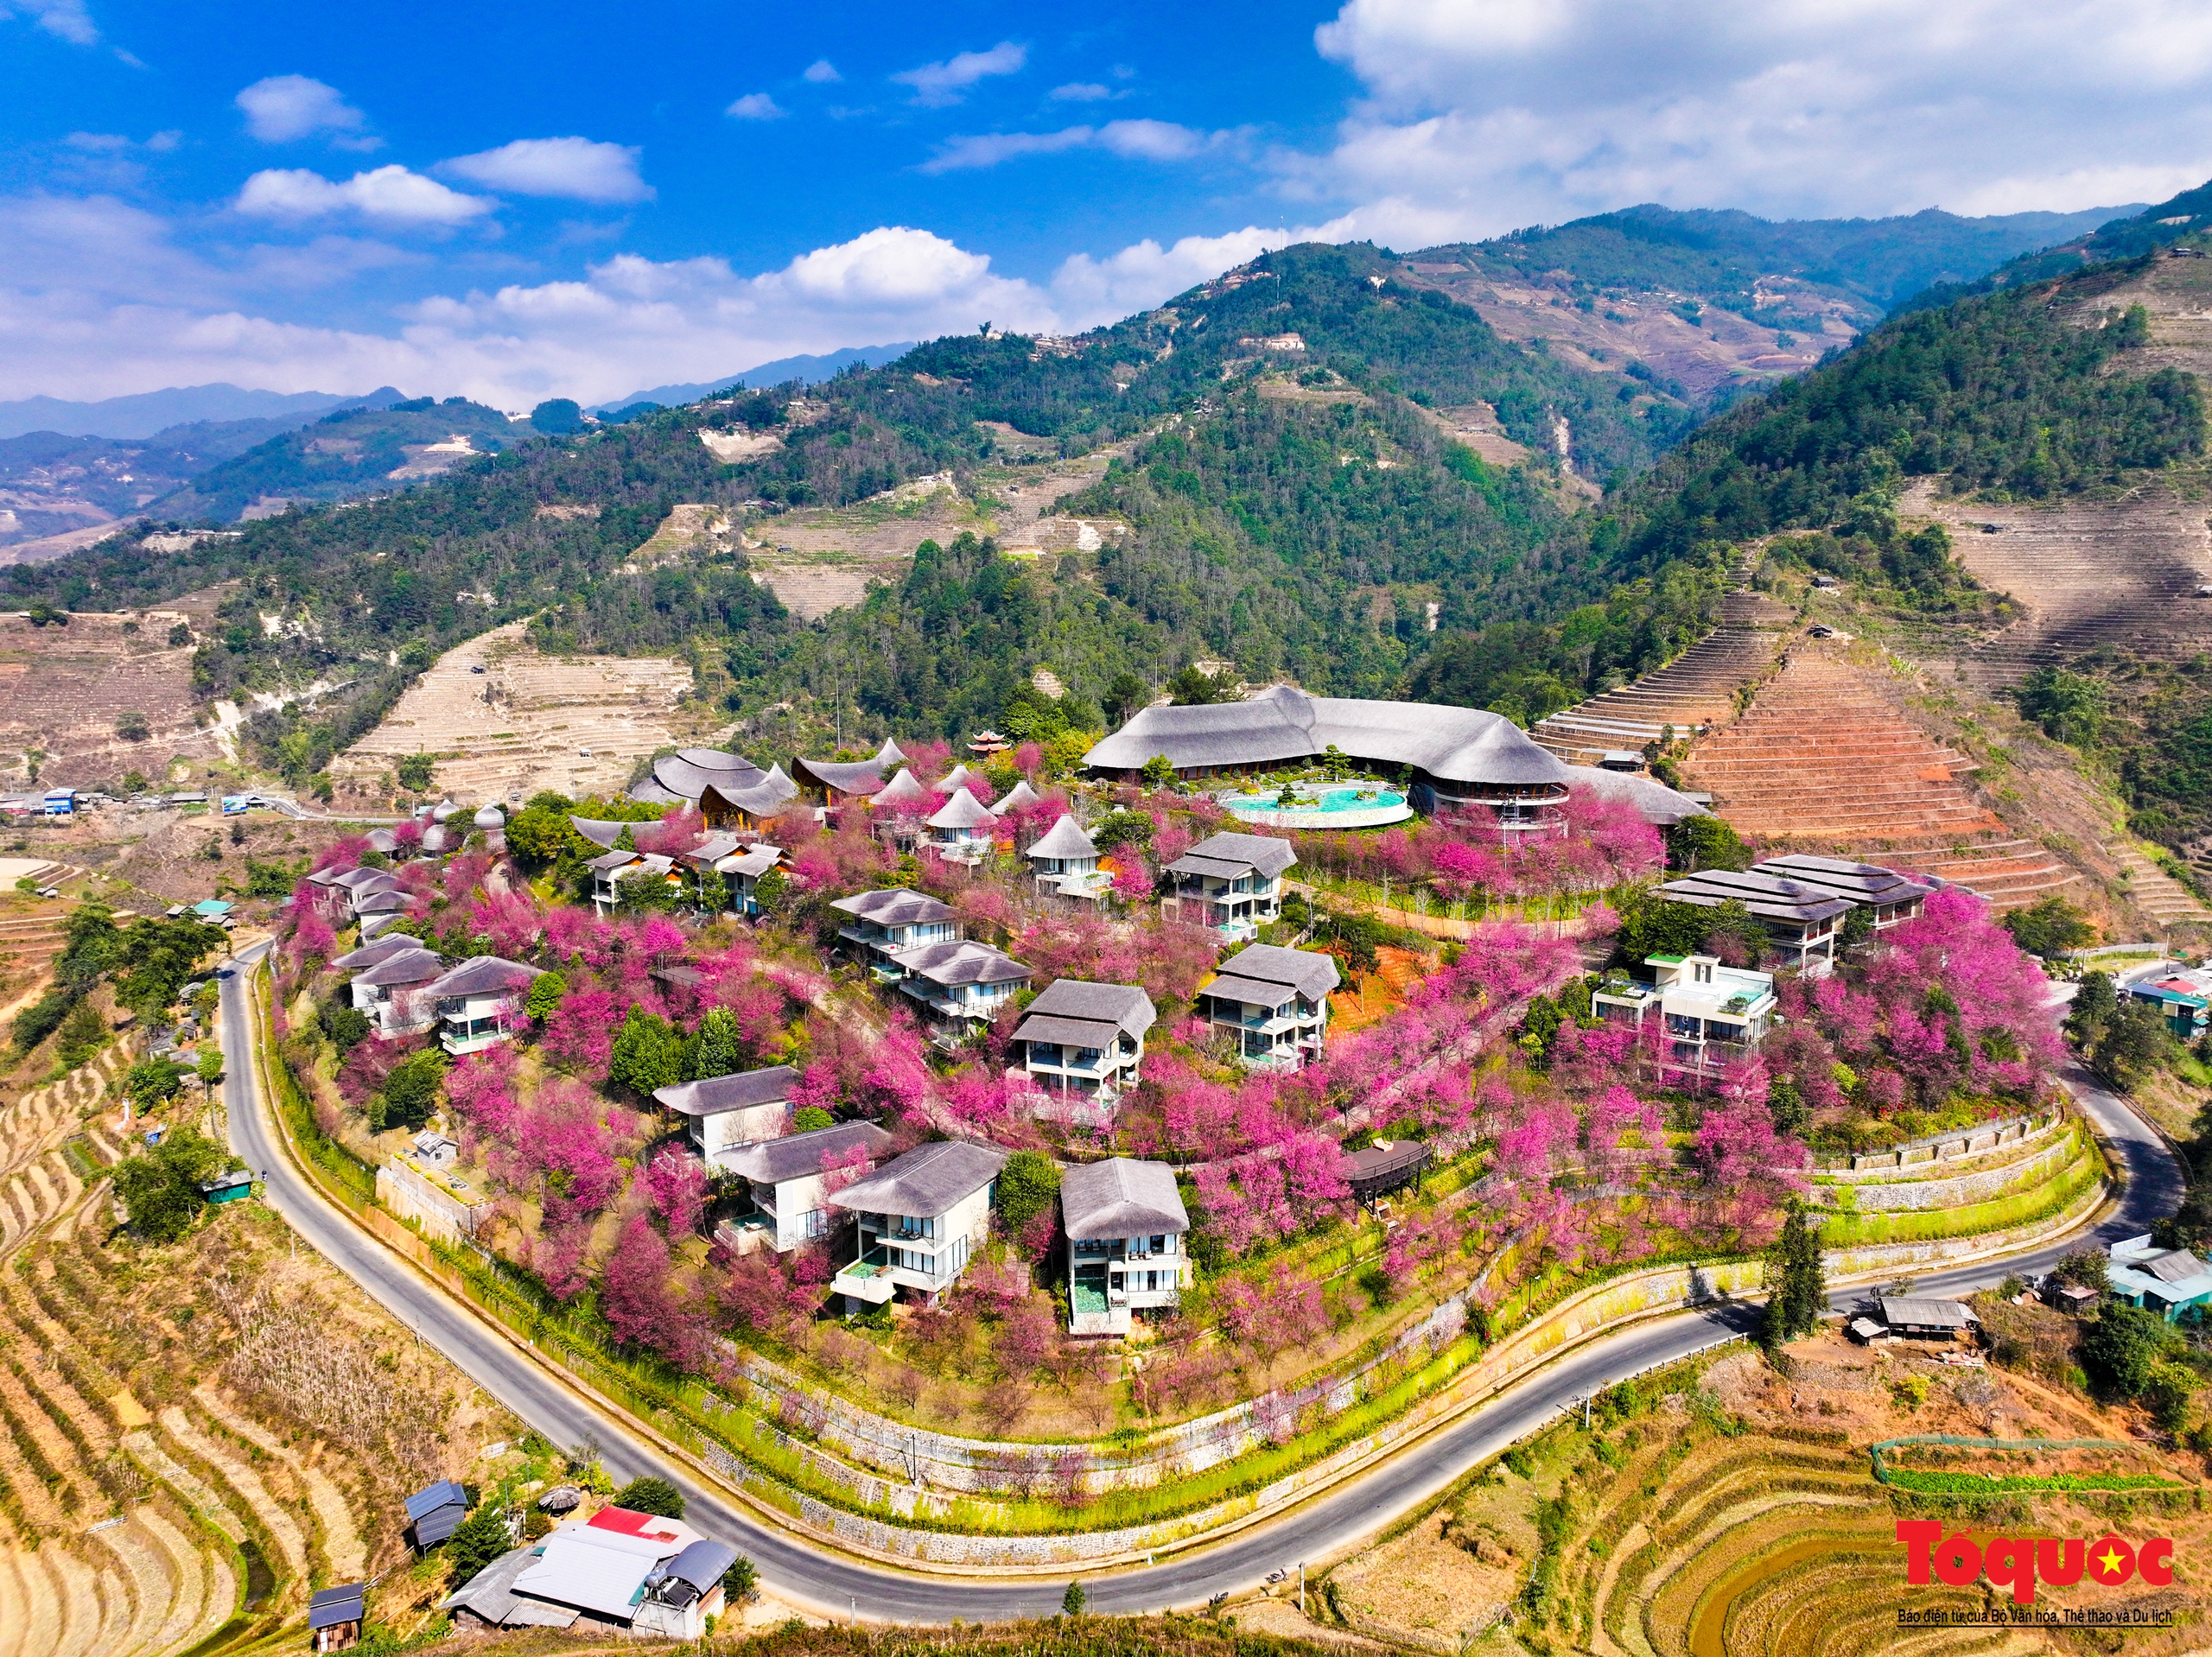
[1219,784,1412,829]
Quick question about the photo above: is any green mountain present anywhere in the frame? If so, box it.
[1903,182,2212,309]
[3,192,2204,791]
[1426,201,2135,321]
[149,396,547,524]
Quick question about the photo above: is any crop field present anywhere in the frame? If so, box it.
[1320,1333,2212,1657]
[0,1023,524,1654]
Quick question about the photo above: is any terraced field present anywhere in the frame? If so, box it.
[1679,644,2081,908]
[1329,1337,2212,1657]
[331,619,696,803]
[1530,591,1794,766]
[0,1031,511,1654]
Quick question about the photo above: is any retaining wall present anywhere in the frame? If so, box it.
[1811,1123,2083,1214]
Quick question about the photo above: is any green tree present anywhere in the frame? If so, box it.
[607,1007,684,1096]
[320,1000,372,1052]
[195,1047,225,1089]
[687,1007,744,1080]
[1089,809,1154,852]
[1166,664,1240,705]
[792,1105,836,1132]
[2002,894,2094,960]
[1614,889,1718,962]
[124,1057,188,1109]
[1761,1202,1826,1349]
[611,1476,684,1518]
[506,792,583,871]
[2081,1303,2170,1398]
[2014,667,2106,746]
[721,1554,758,1603]
[2144,1361,2198,1432]
[378,1050,446,1132]
[524,970,569,1022]
[1663,813,1752,874]
[396,752,436,792]
[1061,1581,1086,1616]
[531,397,585,435]
[995,1151,1061,1236]
[113,1127,231,1243]
[2089,1000,2176,1091]
[1104,671,1149,726]
[2065,971,2118,1049]
[1139,754,1178,790]
[442,1500,510,1584]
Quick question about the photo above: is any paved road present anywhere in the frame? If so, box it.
[218,954,2178,1619]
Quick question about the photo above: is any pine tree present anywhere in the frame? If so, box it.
[1762,1201,1826,1349]
[443,1501,511,1585]
[1062,1580,1087,1616]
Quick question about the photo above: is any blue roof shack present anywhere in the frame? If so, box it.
[42,788,77,816]
[200,1169,253,1205]
[2109,1234,2212,1321]
[193,898,234,920]
[2127,975,2211,1039]
[308,1582,365,1651]
[405,1478,471,1550]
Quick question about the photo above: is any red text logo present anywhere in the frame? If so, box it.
[1898,1521,2175,1605]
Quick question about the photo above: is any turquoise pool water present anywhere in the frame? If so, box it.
[1225,786,1407,814]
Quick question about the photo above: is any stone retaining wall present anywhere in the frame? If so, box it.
[1812,1124,2084,1214]
[1814,1110,2056,1173]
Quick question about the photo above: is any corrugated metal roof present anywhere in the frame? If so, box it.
[308,1584,365,1628]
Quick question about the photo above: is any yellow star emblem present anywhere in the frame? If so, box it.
[2097,1548,2126,1577]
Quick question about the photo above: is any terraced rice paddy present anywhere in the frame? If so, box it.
[1330,1338,2212,1657]
[0,1032,509,1654]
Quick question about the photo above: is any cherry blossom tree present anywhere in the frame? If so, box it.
[644,1146,709,1236]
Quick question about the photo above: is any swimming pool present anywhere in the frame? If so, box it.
[1220,784,1413,829]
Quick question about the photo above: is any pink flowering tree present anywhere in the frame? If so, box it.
[644,1146,709,1237]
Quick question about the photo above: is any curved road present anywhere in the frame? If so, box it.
[218,951,2179,1620]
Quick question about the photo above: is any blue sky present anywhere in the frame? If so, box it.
[5,0,2212,407]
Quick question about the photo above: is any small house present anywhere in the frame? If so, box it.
[348,947,445,1038]
[1748,854,1936,931]
[586,849,676,914]
[829,1140,1007,1309]
[1010,980,1155,1102]
[410,1130,459,1168]
[2108,1234,2212,1320]
[199,1168,253,1205]
[1060,1158,1190,1335]
[829,888,959,980]
[924,788,1000,865]
[404,1478,470,1552]
[444,1509,735,1640]
[1592,955,1777,1076]
[1161,831,1298,941]
[426,956,543,1057]
[308,1582,365,1652]
[2127,974,2212,1040]
[1649,869,1852,974]
[719,1120,895,1251]
[696,763,799,831]
[717,843,784,914]
[1847,1316,1890,1345]
[653,1066,799,1166]
[887,938,1033,1046]
[1026,815,1110,900]
[1877,1297,1978,1340]
[1198,943,1339,1069]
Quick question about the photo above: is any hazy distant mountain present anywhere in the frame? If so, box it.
[0,384,400,441]
[593,345,917,414]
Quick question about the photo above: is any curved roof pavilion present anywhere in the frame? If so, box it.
[1084,684,1569,803]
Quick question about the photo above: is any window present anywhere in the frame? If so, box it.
[804,1209,827,1239]
[1151,1235,1167,1254]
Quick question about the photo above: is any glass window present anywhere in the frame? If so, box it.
[804,1209,826,1238]
[1151,1235,1166,1253]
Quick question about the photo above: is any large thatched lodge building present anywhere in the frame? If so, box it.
[1083,685,1579,826]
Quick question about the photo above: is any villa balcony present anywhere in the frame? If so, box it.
[832,1249,896,1305]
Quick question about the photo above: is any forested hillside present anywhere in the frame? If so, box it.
[1907,181,2212,309]
[2,206,2206,788]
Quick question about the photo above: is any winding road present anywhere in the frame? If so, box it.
[217,949,2180,1620]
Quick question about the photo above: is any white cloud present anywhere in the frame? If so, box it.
[438,137,652,204]
[235,74,375,147]
[892,41,1027,107]
[1051,225,1295,319]
[726,92,785,120]
[803,58,841,83]
[922,119,1239,173]
[3,0,97,45]
[0,205,1282,407]
[236,166,493,225]
[1051,82,1112,102]
[65,131,128,152]
[1303,0,2212,235]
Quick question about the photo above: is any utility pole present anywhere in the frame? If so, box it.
[1299,1562,1306,1616]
